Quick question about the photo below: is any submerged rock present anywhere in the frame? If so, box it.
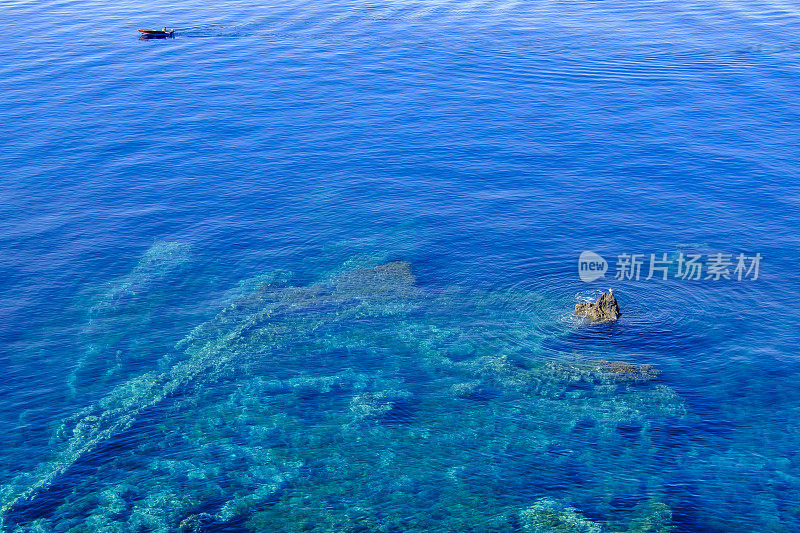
[178,513,215,532]
[574,291,620,323]
[349,389,414,422]
[519,497,603,533]
[88,240,192,317]
[627,499,673,533]
[331,261,416,296]
[593,360,659,383]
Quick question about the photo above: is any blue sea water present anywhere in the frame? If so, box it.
[2,0,800,530]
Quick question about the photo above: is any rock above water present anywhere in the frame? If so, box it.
[574,291,620,322]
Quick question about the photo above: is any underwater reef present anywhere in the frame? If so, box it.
[5,247,787,532]
[66,241,195,399]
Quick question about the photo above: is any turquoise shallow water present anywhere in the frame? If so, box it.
[2,0,800,531]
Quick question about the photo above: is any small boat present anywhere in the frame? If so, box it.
[138,28,174,38]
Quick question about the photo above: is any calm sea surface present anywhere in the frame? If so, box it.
[2,0,800,531]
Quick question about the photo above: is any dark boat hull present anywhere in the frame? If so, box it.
[138,29,174,39]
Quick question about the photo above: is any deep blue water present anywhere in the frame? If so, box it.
[2,0,800,531]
